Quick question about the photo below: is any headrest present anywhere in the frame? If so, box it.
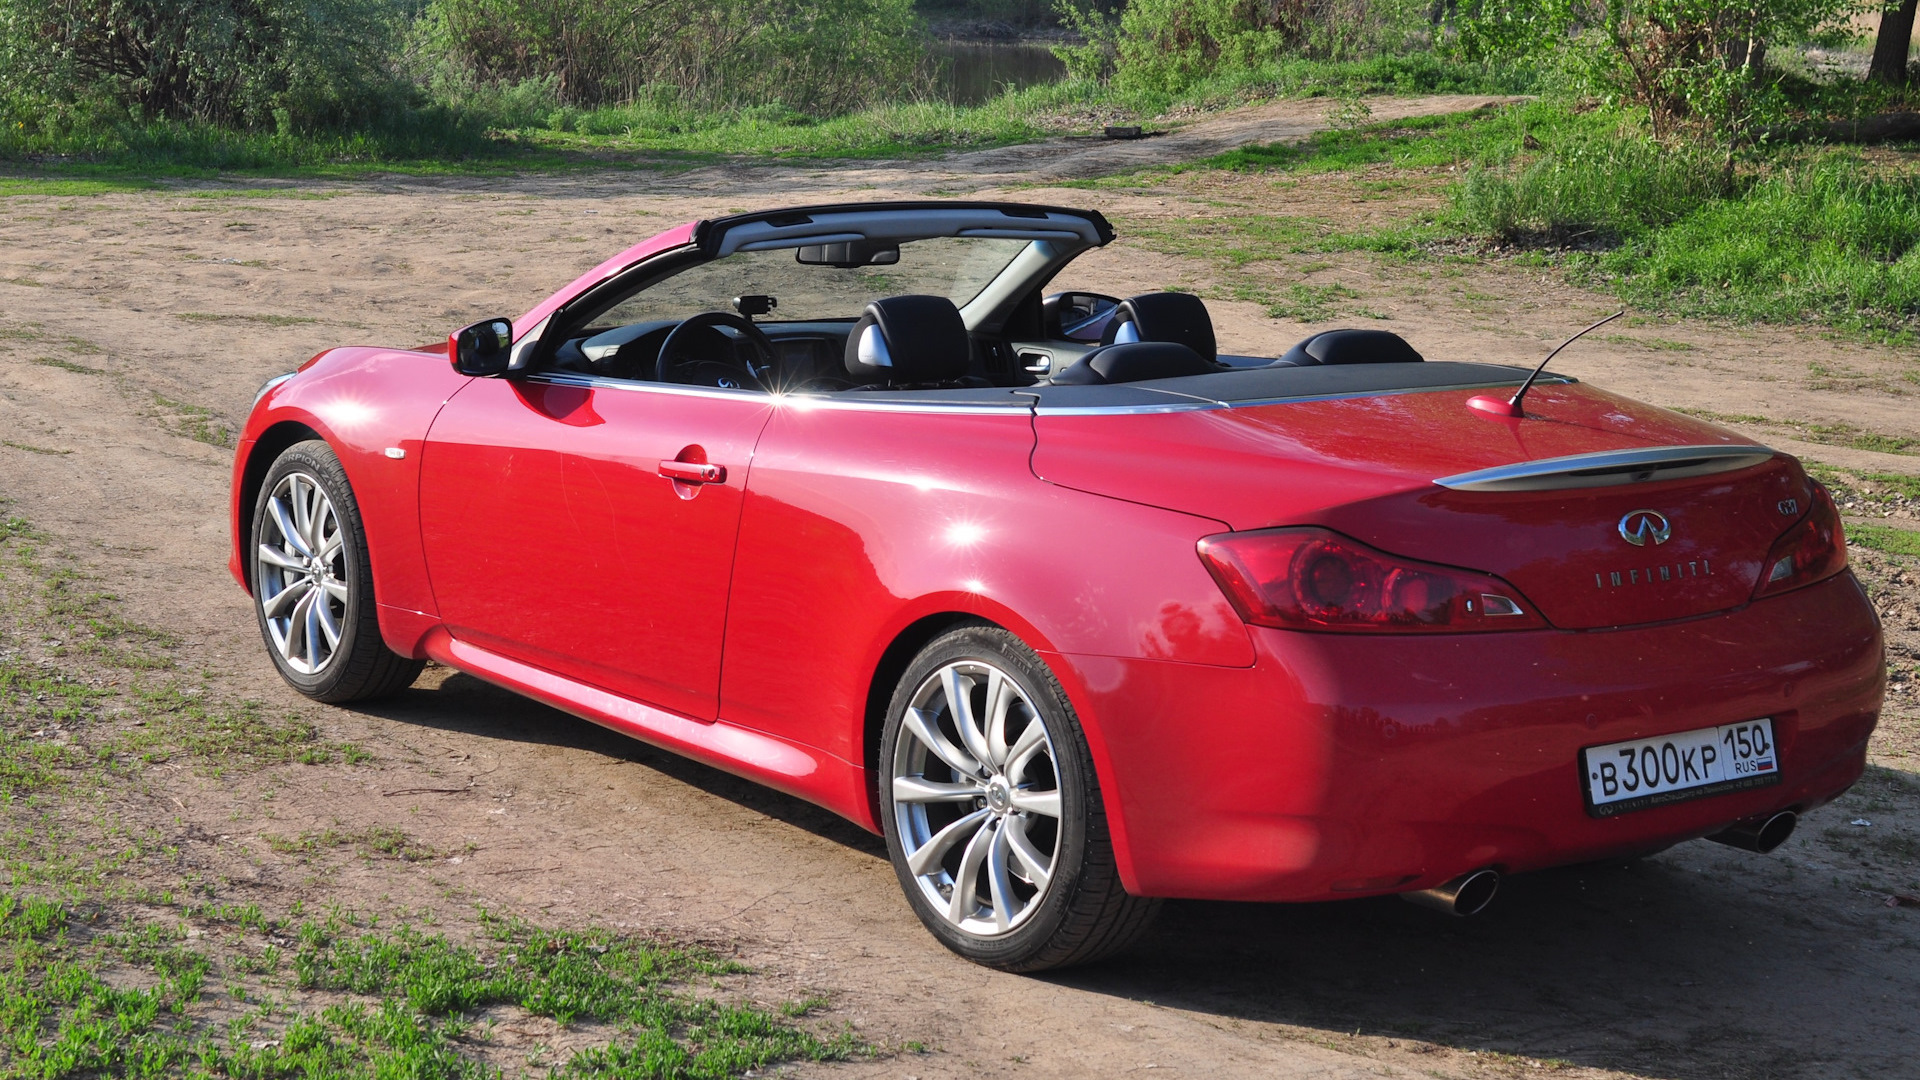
[1101,292,1217,362]
[1049,342,1219,385]
[1273,329,1423,367]
[844,295,971,384]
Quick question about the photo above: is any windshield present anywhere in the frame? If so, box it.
[595,236,1034,326]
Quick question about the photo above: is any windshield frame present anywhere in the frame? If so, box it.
[580,235,1039,333]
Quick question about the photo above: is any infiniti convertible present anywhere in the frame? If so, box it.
[230,202,1884,971]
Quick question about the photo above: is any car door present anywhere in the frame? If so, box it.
[418,375,774,721]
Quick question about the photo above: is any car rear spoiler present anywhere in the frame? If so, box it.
[1434,445,1776,492]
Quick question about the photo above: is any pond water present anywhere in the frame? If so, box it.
[931,41,1068,106]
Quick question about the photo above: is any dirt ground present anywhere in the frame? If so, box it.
[2,94,1918,1079]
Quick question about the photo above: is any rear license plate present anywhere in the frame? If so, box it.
[1580,719,1780,818]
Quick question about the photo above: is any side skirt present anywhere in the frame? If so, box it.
[421,629,878,832]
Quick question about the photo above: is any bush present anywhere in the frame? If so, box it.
[415,0,931,114]
[0,0,412,132]
[1601,158,1920,329]
[1450,0,1857,142]
[1453,133,1728,241]
[1057,0,1435,94]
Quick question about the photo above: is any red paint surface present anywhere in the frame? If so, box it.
[228,217,1885,902]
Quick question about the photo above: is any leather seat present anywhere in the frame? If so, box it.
[1049,341,1221,385]
[845,295,975,388]
[1272,328,1423,367]
[1101,293,1218,363]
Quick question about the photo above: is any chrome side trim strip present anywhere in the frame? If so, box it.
[522,374,1574,417]
[1434,444,1776,492]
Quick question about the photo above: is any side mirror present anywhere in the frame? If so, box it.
[450,318,513,377]
[1042,292,1120,343]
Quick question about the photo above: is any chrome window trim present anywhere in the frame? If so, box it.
[1434,444,1777,492]
[522,374,1584,417]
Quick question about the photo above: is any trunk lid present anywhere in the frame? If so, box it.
[1030,378,1809,631]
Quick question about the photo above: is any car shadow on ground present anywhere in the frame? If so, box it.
[356,671,1915,1080]
[1058,809,1919,1080]
[353,670,888,858]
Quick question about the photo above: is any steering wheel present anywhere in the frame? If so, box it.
[654,311,776,390]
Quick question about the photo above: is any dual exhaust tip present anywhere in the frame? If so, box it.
[1400,811,1798,918]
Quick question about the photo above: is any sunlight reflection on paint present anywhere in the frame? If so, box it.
[319,397,378,430]
[964,578,986,594]
[945,522,987,547]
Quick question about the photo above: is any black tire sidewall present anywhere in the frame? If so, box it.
[249,440,378,701]
[879,626,1097,968]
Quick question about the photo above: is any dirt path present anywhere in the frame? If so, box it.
[1,94,1916,1079]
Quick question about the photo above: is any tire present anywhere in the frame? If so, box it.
[879,626,1160,971]
[250,440,423,703]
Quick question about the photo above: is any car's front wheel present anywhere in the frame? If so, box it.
[251,440,423,702]
[879,626,1159,971]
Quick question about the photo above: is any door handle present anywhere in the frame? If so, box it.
[658,460,726,485]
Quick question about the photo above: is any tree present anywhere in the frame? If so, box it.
[1868,0,1917,84]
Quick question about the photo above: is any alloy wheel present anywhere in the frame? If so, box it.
[891,660,1062,937]
[255,471,348,675]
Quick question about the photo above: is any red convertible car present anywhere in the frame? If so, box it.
[230,201,1884,971]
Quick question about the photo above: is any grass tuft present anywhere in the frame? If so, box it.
[1850,524,1920,558]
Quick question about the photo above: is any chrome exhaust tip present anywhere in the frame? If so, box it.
[1707,810,1798,854]
[1400,869,1501,917]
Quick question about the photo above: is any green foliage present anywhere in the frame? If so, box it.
[1453,135,1730,242]
[1074,0,1438,94]
[0,0,414,132]
[1449,0,1859,141]
[1591,157,1920,332]
[1144,99,1920,338]
[414,0,930,113]
[1447,112,1920,334]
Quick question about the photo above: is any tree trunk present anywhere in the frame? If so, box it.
[1870,0,1920,84]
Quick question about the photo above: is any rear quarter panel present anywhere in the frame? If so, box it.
[719,399,1255,835]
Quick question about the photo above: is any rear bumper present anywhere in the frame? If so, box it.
[1073,570,1884,902]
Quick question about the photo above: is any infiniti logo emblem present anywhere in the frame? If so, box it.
[1618,510,1672,547]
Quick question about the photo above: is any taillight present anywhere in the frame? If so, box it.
[1753,482,1847,599]
[1196,527,1546,633]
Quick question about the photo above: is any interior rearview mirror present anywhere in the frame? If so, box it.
[450,318,513,377]
[796,241,900,268]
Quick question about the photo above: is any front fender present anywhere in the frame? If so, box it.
[230,346,471,656]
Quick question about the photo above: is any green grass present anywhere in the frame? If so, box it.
[1,441,69,456]
[0,177,162,196]
[1808,464,1920,503]
[1849,523,1920,557]
[266,826,445,863]
[28,357,103,375]
[0,898,857,1080]
[176,312,319,327]
[1677,410,1919,456]
[150,394,237,449]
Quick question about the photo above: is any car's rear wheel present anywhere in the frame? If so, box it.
[251,440,423,703]
[879,626,1159,971]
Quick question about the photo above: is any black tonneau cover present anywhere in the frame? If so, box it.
[814,362,1565,411]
